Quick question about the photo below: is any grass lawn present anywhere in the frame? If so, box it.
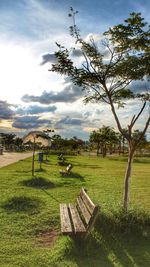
[0,154,150,267]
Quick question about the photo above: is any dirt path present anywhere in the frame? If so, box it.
[0,152,33,168]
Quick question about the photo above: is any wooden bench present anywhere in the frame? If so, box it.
[58,154,67,165]
[58,158,67,166]
[59,164,72,176]
[60,188,99,238]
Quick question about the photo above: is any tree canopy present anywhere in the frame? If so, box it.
[50,8,150,210]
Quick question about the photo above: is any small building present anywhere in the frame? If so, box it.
[23,131,51,147]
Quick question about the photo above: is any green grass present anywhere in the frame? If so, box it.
[0,154,150,267]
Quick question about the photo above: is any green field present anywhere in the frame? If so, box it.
[0,154,150,267]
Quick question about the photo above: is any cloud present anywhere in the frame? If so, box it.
[39,53,57,65]
[58,126,90,140]
[0,0,68,41]
[85,33,102,42]
[22,80,84,104]
[12,115,51,129]
[55,116,83,127]
[16,105,57,115]
[70,48,83,58]
[83,111,91,118]
[130,80,150,94]
[0,100,14,119]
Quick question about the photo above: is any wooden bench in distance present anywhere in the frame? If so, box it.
[60,188,99,238]
[59,164,72,176]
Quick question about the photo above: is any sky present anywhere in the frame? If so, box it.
[0,0,150,140]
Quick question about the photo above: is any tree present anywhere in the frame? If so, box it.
[90,130,102,156]
[14,137,23,151]
[23,131,50,177]
[51,9,150,210]
[43,128,54,159]
[0,133,16,150]
[90,126,119,156]
[68,136,84,151]
[132,130,148,155]
[116,130,128,155]
[106,127,119,155]
[51,134,64,150]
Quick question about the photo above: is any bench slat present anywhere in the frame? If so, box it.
[79,188,96,214]
[69,204,86,233]
[77,196,91,225]
[60,204,72,234]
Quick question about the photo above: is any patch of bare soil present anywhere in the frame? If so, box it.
[36,229,58,247]
[0,152,33,168]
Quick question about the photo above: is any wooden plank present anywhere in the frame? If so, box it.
[60,204,72,234]
[66,164,72,174]
[77,196,91,225]
[69,204,86,233]
[79,188,96,214]
[86,206,99,238]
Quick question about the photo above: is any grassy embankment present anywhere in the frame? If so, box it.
[0,154,150,267]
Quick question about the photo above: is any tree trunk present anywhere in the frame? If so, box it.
[109,144,113,154]
[97,143,100,156]
[122,138,125,154]
[123,147,134,211]
[102,144,106,157]
[118,139,122,155]
[32,138,36,177]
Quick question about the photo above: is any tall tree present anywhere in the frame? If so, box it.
[51,9,150,210]
[0,133,16,150]
[69,136,84,151]
[90,126,118,157]
[23,131,50,177]
[116,130,128,155]
[51,134,63,150]
[90,130,102,156]
[132,130,148,155]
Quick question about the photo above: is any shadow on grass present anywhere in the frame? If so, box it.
[133,158,150,164]
[2,196,41,214]
[108,157,128,162]
[94,209,150,237]
[21,177,56,189]
[63,172,85,181]
[35,168,47,173]
[71,162,102,169]
[107,157,150,164]
[61,209,150,267]
[40,189,60,203]
[21,179,61,203]
[43,160,51,165]
[16,170,32,173]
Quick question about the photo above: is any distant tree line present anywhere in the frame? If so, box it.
[0,132,85,153]
[0,133,23,151]
[50,134,85,152]
[0,130,149,156]
[89,126,149,157]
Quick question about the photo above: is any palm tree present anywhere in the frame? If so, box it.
[90,126,118,157]
[89,130,102,156]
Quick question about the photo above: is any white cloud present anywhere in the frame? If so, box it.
[0,41,64,104]
[0,0,149,140]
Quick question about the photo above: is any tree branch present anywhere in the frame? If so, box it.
[131,101,146,127]
[103,84,129,140]
[134,115,150,150]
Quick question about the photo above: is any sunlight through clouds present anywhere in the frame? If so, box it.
[0,0,149,139]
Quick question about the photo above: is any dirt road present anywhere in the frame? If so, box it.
[0,152,33,168]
